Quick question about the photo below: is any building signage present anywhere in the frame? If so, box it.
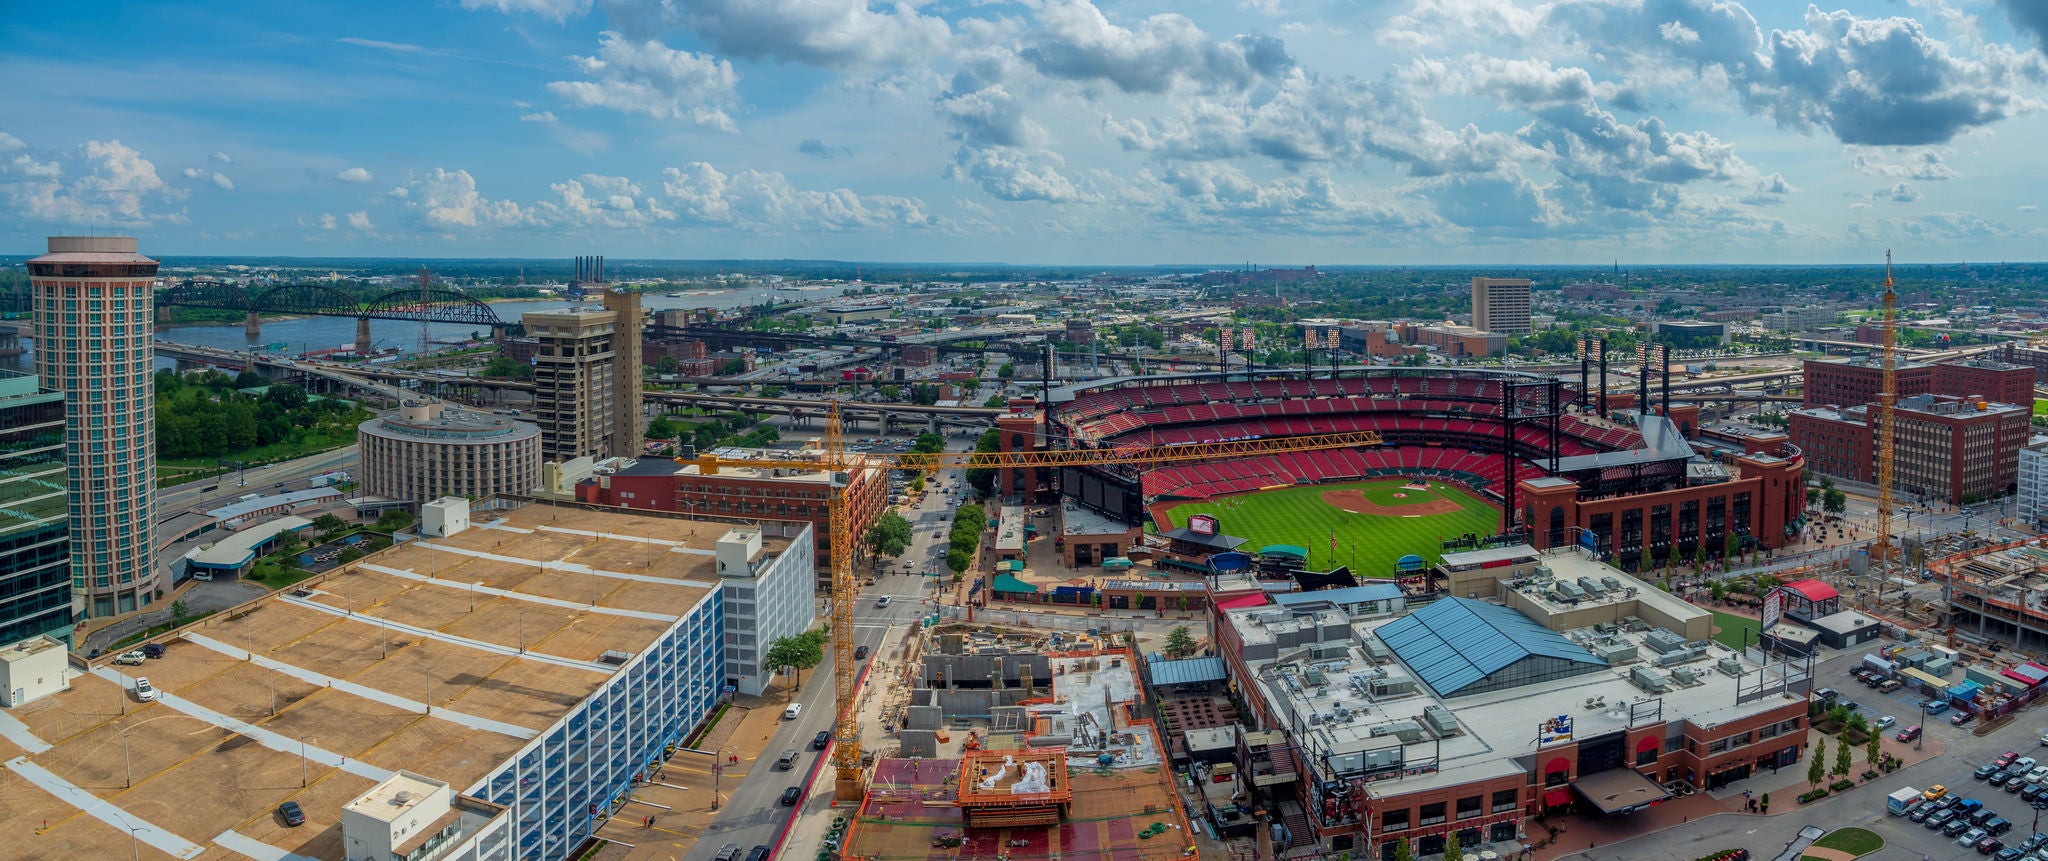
[1189,514,1219,536]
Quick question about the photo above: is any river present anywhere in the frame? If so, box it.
[4,283,859,374]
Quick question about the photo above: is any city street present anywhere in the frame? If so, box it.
[676,446,976,859]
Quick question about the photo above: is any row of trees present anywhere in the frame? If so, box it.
[946,503,987,574]
[764,626,828,700]
[155,373,365,460]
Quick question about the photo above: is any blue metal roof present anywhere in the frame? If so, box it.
[1272,583,1402,607]
[1375,598,1606,697]
[1147,656,1227,687]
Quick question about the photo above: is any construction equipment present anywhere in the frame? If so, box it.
[1875,251,1899,569]
[682,402,1382,801]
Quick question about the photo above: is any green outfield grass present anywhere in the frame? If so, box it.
[1161,479,1500,577]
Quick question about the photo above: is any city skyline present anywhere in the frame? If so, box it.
[4,1,2048,265]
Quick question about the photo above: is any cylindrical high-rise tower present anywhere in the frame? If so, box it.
[27,236,158,618]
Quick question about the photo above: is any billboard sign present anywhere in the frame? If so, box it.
[1761,587,1785,634]
[1189,514,1219,536]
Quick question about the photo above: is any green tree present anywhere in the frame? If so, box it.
[719,358,747,375]
[376,508,415,531]
[1809,738,1826,788]
[170,599,190,620]
[1442,830,1461,861]
[1163,626,1197,660]
[876,384,903,401]
[1833,734,1851,777]
[1865,731,1882,772]
[910,432,946,455]
[312,513,350,537]
[909,474,926,493]
[946,547,973,574]
[234,370,268,389]
[765,630,826,700]
[1805,486,1821,506]
[653,355,680,374]
[1391,838,1412,861]
[997,362,1015,379]
[1822,488,1847,515]
[865,512,913,560]
[983,394,1006,408]
[262,383,309,412]
[338,547,365,564]
[761,385,785,398]
[965,428,1001,495]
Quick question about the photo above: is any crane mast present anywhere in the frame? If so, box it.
[1874,251,1898,571]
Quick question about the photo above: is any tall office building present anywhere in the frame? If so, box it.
[27,236,158,617]
[0,370,72,642]
[601,289,644,450]
[1471,276,1533,335]
[524,307,620,462]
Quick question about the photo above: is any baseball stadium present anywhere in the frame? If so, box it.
[998,367,1807,575]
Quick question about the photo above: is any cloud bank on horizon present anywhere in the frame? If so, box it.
[3,0,2047,264]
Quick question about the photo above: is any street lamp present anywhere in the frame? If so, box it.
[710,744,738,811]
[1917,700,1926,751]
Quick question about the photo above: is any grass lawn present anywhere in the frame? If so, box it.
[1807,826,1883,857]
[1710,610,1761,650]
[156,421,366,488]
[1161,479,1499,577]
[2034,399,2048,417]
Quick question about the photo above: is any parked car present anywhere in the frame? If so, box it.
[1996,847,2026,861]
[1899,725,1925,742]
[1957,712,1980,727]
[1929,809,1961,829]
[140,643,166,659]
[1973,807,2002,826]
[1959,825,1990,843]
[278,801,305,827]
[113,650,146,666]
[2018,757,2039,773]
[133,677,157,702]
[1927,785,1953,802]
[1982,764,2006,781]
[1974,833,2004,854]
[1876,715,1897,730]
[1998,752,2022,768]
[1990,769,2016,787]
[1879,679,1903,692]
[1927,700,1952,715]
[1815,687,1841,701]
[1988,817,2015,835]
[1840,699,1861,711]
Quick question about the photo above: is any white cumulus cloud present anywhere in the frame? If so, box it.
[337,167,374,183]
[548,31,739,131]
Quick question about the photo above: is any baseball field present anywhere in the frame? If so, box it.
[1158,478,1501,577]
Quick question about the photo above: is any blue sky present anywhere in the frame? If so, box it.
[5,0,2048,265]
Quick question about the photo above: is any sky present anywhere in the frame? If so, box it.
[4,0,2048,266]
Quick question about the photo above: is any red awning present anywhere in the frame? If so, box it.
[1544,788,1573,807]
[1216,593,1269,611]
[1783,579,1838,602]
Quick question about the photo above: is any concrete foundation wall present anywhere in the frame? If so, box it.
[899,729,939,759]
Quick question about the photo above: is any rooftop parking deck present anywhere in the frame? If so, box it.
[0,502,746,861]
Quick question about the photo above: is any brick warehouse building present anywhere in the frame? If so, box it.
[1931,357,2035,407]
[1215,552,1811,860]
[575,455,888,590]
[1802,357,1932,408]
[1791,393,2031,504]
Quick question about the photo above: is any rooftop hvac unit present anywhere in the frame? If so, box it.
[1533,565,1553,579]
[1368,676,1417,698]
[1370,720,1426,743]
[1622,616,1647,632]
[1421,705,1461,736]
[1601,576,1623,591]
[1362,639,1392,663]
[1655,646,1705,667]
[1670,666,1704,685]
[1643,629,1687,654]
[1554,582,1585,600]
[1304,667,1327,686]
[1631,666,1670,693]
[1577,577,1607,598]
[1594,642,1640,664]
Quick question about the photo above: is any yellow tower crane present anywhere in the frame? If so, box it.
[683,402,1384,801]
[1874,251,1899,570]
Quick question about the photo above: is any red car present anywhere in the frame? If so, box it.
[1897,725,1924,742]
[1997,751,2021,768]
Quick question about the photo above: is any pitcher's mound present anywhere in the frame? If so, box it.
[1323,488,1463,517]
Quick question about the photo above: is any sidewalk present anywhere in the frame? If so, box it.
[1536,725,1944,860]
[587,688,800,861]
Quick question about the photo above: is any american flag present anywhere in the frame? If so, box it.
[1329,530,1337,551]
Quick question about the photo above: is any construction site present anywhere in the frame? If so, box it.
[830,622,1201,861]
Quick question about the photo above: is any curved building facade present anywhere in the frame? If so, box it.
[29,236,157,618]
[359,401,541,504]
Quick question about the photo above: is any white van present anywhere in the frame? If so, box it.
[784,703,803,720]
